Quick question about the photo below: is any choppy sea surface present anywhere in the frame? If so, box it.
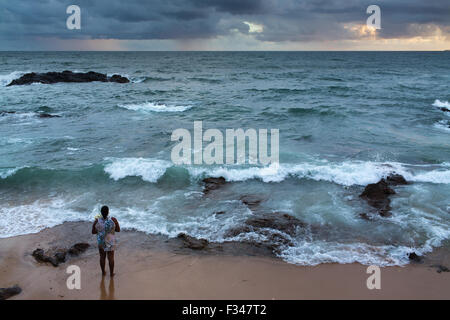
[0,51,449,266]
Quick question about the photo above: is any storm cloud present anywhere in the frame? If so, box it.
[0,0,449,49]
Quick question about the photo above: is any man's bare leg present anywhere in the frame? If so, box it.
[99,248,106,276]
[107,251,115,277]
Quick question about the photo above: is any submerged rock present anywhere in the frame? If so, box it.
[240,195,264,211]
[225,212,306,253]
[0,111,16,116]
[0,285,22,300]
[359,174,408,217]
[177,233,209,250]
[245,212,305,236]
[7,71,130,86]
[202,177,226,194]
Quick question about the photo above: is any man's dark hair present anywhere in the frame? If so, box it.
[101,206,109,218]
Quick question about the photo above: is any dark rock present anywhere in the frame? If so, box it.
[225,225,252,238]
[225,212,305,253]
[225,212,306,253]
[54,251,67,264]
[214,211,226,215]
[38,113,61,118]
[386,174,408,186]
[202,177,226,194]
[0,285,22,300]
[360,179,394,217]
[68,243,90,256]
[32,248,60,267]
[245,212,305,236]
[408,252,423,263]
[32,243,89,266]
[240,195,264,211]
[177,233,209,250]
[7,71,130,86]
[109,74,130,83]
[432,265,450,273]
[359,213,374,221]
[359,174,408,218]
[440,107,450,113]
[0,111,16,116]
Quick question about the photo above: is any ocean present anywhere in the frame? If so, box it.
[0,51,449,266]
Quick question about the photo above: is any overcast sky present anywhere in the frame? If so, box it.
[1,0,449,50]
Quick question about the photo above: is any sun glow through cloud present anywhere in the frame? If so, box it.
[243,21,264,33]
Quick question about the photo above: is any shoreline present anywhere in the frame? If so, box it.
[0,221,449,300]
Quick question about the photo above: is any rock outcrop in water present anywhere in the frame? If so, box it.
[7,71,129,86]
[408,252,423,263]
[359,174,408,217]
[240,195,264,211]
[0,285,22,300]
[202,177,227,195]
[225,212,306,252]
[32,243,90,267]
[177,233,209,250]
[1,110,61,118]
[0,111,16,116]
[439,107,450,113]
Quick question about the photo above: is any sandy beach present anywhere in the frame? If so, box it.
[1,221,449,300]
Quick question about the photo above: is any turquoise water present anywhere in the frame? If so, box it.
[0,52,449,265]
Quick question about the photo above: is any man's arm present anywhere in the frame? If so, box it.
[92,219,98,234]
[111,217,120,232]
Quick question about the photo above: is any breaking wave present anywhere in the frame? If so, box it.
[118,102,192,113]
[101,158,450,186]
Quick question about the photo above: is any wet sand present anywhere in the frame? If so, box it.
[0,221,449,300]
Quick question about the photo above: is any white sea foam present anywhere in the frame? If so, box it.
[434,120,450,132]
[0,167,23,179]
[0,198,89,238]
[1,191,448,266]
[278,241,412,266]
[433,99,450,109]
[118,102,192,113]
[130,77,145,83]
[0,71,29,87]
[104,157,172,182]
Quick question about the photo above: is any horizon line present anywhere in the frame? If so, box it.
[0,50,448,52]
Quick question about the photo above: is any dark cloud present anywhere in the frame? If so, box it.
[0,0,449,45]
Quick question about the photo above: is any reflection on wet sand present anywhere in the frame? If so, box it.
[100,276,115,300]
